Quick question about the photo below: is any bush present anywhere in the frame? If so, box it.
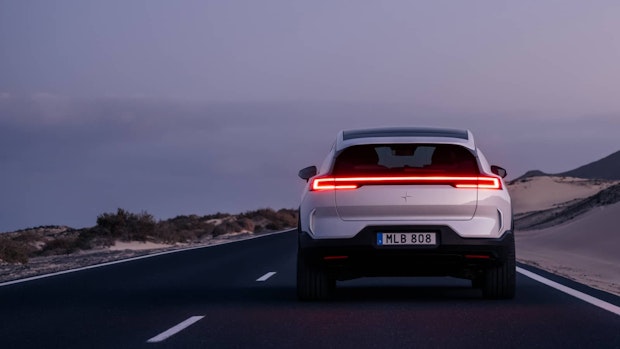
[96,208,156,241]
[0,237,30,264]
[213,220,249,236]
[39,237,79,256]
[237,218,255,232]
[241,208,297,232]
[275,208,297,227]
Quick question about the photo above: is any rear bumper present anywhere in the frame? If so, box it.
[298,225,514,280]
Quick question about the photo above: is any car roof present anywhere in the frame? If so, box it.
[336,127,476,151]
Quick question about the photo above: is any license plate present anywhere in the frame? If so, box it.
[377,232,437,246]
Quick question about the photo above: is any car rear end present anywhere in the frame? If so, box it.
[297,128,515,300]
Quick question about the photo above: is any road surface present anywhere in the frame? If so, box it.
[1,230,619,348]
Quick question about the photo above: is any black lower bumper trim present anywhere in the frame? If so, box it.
[299,225,514,280]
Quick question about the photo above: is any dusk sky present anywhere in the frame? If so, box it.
[1,1,619,232]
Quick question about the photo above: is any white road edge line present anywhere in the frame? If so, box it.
[0,230,292,288]
[147,316,205,343]
[517,267,620,317]
[256,271,277,282]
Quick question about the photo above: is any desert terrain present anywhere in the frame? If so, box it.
[509,176,620,296]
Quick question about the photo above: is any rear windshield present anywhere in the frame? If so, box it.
[333,144,479,175]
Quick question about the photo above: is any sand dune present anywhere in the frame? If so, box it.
[516,201,620,296]
[508,176,618,214]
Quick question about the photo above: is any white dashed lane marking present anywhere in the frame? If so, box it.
[147,316,205,343]
[256,272,277,282]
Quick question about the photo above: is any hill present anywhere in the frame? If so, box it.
[559,150,620,180]
[512,170,549,181]
[513,150,620,182]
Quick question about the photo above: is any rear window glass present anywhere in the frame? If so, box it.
[333,144,479,175]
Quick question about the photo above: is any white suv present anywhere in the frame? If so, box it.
[297,127,515,300]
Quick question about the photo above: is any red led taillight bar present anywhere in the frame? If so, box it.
[311,176,502,191]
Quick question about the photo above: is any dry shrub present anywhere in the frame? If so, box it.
[39,237,79,256]
[0,237,31,264]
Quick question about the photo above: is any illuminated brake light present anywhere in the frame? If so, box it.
[454,177,502,189]
[465,254,491,260]
[323,255,349,260]
[311,178,359,191]
[311,176,502,191]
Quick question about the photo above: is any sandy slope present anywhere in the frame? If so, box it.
[516,202,620,296]
[109,241,175,251]
[509,176,618,214]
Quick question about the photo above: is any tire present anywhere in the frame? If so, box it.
[471,276,483,289]
[482,233,516,299]
[297,249,335,301]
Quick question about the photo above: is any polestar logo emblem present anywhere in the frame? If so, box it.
[401,192,412,202]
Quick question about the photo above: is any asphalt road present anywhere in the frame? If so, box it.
[1,230,619,348]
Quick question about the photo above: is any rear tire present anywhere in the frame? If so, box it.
[482,233,516,299]
[297,250,335,301]
[471,276,483,289]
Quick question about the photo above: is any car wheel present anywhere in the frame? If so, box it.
[471,276,483,289]
[482,233,516,299]
[297,249,335,301]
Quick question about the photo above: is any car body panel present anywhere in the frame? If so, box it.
[335,185,478,221]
